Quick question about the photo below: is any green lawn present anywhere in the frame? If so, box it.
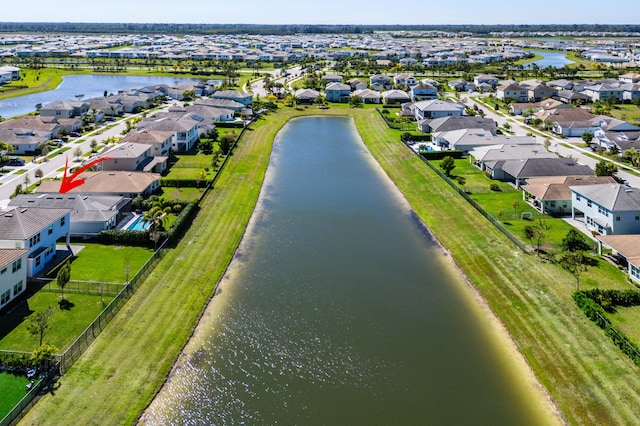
[0,372,30,419]
[52,244,154,283]
[609,305,640,344]
[609,104,640,125]
[160,187,205,202]
[0,291,113,352]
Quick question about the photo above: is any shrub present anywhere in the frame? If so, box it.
[489,183,501,192]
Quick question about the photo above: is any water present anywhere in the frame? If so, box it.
[0,74,199,119]
[126,215,150,231]
[528,50,574,68]
[142,117,557,425]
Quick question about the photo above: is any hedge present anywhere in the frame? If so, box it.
[573,290,640,366]
[214,121,244,128]
[419,150,464,161]
[160,179,209,188]
[401,134,432,142]
[98,229,152,247]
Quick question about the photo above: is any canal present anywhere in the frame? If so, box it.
[141,116,558,425]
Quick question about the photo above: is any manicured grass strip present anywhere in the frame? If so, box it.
[20,106,640,426]
[0,372,30,418]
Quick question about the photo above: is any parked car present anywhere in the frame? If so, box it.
[51,139,64,146]
[69,132,81,137]
[8,158,25,166]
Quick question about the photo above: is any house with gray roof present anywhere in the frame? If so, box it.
[499,157,595,188]
[571,184,640,235]
[211,90,253,106]
[36,171,160,199]
[418,115,496,134]
[469,143,556,175]
[381,89,410,104]
[351,89,381,104]
[410,83,438,102]
[40,100,90,118]
[136,115,198,152]
[0,207,71,278]
[96,142,167,174]
[325,82,351,103]
[497,82,529,102]
[412,99,465,121]
[9,194,130,238]
[434,129,536,153]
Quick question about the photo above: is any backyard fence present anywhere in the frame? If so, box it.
[0,361,59,426]
[39,280,126,297]
[408,142,528,253]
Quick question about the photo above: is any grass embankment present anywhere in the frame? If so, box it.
[20,106,640,425]
[0,68,89,101]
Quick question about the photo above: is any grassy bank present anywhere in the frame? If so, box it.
[20,106,640,425]
[0,68,90,101]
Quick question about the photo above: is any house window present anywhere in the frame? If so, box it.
[632,264,640,279]
[12,258,21,273]
[616,216,621,221]
[13,281,23,296]
[61,216,66,226]
[0,290,10,305]
[636,216,639,221]
[576,195,581,201]
[35,256,41,268]
[0,267,6,274]
[587,200,592,208]
[48,225,53,235]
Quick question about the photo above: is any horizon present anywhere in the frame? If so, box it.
[3,0,640,26]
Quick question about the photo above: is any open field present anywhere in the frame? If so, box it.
[19,105,640,425]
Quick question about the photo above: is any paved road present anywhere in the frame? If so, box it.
[459,93,640,188]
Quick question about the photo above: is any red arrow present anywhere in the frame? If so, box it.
[59,156,114,194]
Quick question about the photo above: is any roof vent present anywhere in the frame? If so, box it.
[4,213,12,217]
[20,209,27,213]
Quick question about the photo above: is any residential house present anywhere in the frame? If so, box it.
[136,115,199,152]
[596,235,640,283]
[0,116,62,140]
[0,249,29,311]
[369,74,391,91]
[469,143,556,176]
[433,129,535,152]
[211,90,253,106]
[322,74,343,83]
[40,100,90,119]
[351,89,381,104]
[497,82,529,102]
[394,74,418,87]
[294,88,320,104]
[571,184,640,235]
[0,128,48,155]
[0,207,71,278]
[97,143,167,174]
[410,83,438,102]
[582,83,624,102]
[412,99,465,121]
[9,194,131,238]
[619,73,640,84]
[194,97,245,112]
[36,171,161,199]
[527,83,557,102]
[348,79,368,91]
[448,79,475,92]
[418,115,497,134]
[522,176,617,216]
[621,83,640,102]
[86,98,124,118]
[325,82,351,103]
[120,128,173,156]
[473,74,499,87]
[537,107,598,137]
[556,90,590,105]
[499,158,594,188]
[381,89,410,104]
[0,65,20,80]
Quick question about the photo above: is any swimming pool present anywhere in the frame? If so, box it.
[126,215,150,231]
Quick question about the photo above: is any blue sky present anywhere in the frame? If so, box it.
[3,0,639,25]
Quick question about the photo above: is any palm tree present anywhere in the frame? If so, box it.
[142,205,172,250]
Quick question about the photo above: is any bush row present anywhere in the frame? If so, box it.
[420,150,463,161]
[215,121,244,128]
[160,179,209,188]
[160,201,199,244]
[98,229,152,247]
[573,290,640,366]
[0,352,32,370]
[401,134,431,142]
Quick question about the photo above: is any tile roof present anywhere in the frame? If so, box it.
[0,248,29,268]
[570,184,640,211]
